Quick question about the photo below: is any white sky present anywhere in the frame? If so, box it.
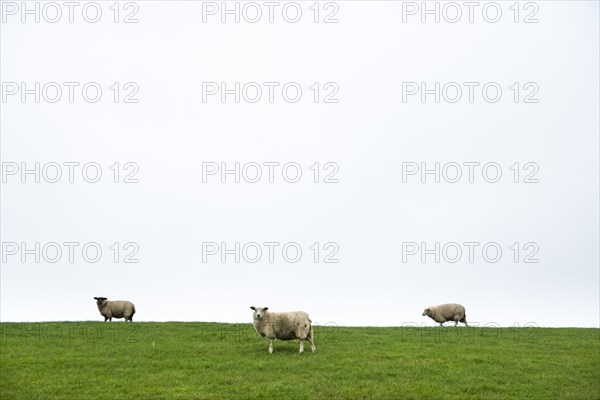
[1,1,598,327]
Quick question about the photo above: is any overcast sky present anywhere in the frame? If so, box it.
[1,1,598,327]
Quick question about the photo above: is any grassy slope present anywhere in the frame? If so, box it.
[1,322,598,399]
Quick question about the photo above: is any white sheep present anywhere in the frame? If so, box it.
[250,306,316,354]
[94,297,136,322]
[422,303,468,327]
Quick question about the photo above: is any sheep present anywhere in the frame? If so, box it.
[94,297,136,322]
[422,303,468,327]
[250,306,316,354]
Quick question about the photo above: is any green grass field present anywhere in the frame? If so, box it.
[1,322,598,399]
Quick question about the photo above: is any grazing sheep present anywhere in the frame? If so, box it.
[250,306,316,354]
[94,297,136,322]
[422,303,468,327]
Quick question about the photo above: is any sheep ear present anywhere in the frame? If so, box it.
[94,297,99,300]
[263,307,268,311]
[250,306,255,310]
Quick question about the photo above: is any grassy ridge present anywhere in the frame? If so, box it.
[1,322,598,399]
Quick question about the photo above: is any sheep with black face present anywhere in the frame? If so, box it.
[94,297,136,322]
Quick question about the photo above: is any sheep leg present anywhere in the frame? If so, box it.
[268,339,274,354]
[299,340,305,353]
[308,337,316,352]
[454,321,458,327]
[308,326,316,352]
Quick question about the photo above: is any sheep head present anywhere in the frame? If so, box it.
[250,306,269,319]
[94,297,108,306]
